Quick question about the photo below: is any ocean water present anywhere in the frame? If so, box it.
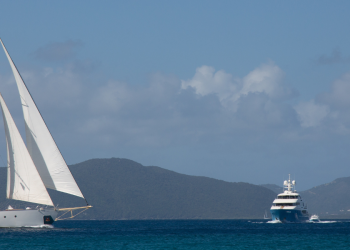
[0,220,350,249]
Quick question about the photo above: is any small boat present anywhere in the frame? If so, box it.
[0,39,92,227]
[264,210,270,219]
[309,215,320,222]
[270,174,309,223]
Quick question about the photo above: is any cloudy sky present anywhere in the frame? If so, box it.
[1,1,350,190]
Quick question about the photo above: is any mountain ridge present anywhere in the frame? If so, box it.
[0,158,276,219]
[0,158,349,219]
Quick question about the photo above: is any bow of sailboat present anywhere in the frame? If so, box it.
[55,205,93,221]
[57,205,93,211]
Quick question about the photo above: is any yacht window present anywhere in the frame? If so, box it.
[275,203,294,206]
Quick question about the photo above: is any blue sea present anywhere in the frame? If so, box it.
[1,220,350,249]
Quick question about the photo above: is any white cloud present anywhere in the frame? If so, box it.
[80,61,302,150]
[241,62,285,98]
[181,62,289,112]
[0,60,310,152]
[290,70,350,132]
[90,81,130,113]
[294,100,330,128]
[180,65,238,103]
[303,72,350,132]
[319,73,350,108]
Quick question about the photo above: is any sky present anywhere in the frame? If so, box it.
[1,0,350,190]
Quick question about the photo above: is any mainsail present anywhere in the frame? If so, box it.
[0,94,53,206]
[0,39,84,199]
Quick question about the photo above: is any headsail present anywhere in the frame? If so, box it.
[0,94,53,206]
[0,39,84,199]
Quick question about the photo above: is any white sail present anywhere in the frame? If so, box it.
[0,39,84,199]
[0,94,53,206]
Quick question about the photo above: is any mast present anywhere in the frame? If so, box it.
[283,174,296,193]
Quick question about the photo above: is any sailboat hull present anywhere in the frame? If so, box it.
[0,208,58,227]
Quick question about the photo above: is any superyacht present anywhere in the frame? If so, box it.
[270,175,309,223]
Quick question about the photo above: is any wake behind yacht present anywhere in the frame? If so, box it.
[270,175,309,223]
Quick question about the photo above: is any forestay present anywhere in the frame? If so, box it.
[0,94,54,206]
[0,40,84,199]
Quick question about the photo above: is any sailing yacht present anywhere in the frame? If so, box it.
[0,39,91,227]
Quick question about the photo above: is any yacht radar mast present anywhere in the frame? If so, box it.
[283,174,296,192]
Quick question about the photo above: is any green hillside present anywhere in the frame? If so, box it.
[260,184,283,194]
[0,158,276,219]
[2,158,350,219]
[300,177,350,218]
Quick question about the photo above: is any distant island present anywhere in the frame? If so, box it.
[0,158,275,219]
[0,157,349,219]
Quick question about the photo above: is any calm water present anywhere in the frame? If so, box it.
[0,220,350,249]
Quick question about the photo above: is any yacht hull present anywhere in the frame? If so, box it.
[0,208,58,227]
[270,209,309,223]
